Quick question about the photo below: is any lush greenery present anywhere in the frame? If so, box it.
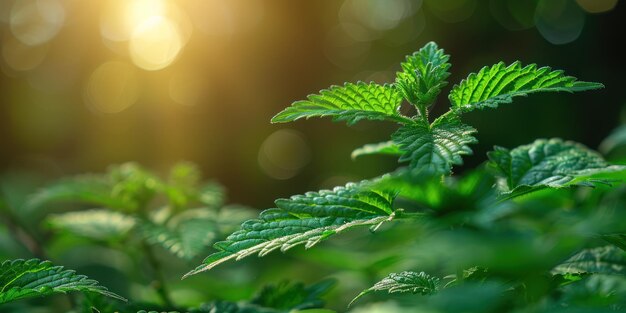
[2,42,626,312]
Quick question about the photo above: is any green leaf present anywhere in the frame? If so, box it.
[488,138,625,194]
[185,182,397,277]
[350,271,440,306]
[47,209,135,241]
[392,113,477,174]
[449,61,603,113]
[27,175,126,211]
[271,82,409,125]
[395,41,451,108]
[553,246,626,275]
[351,141,404,160]
[602,234,626,251]
[186,280,334,313]
[250,279,335,311]
[0,259,126,304]
[140,210,218,260]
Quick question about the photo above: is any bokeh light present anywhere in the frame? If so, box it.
[258,130,311,180]
[1,34,48,72]
[129,16,183,71]
[100,0,168,42]
[490,0,537,31]
[425,0,477,23]
[169,70,205,107]
[535,0,586,45]
[339,0,419,32]
[576,0,619,13]
[9,0,65,46]
[84,61,139,114]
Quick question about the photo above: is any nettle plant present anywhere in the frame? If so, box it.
[2,42,626,312]
[182,42,626,311]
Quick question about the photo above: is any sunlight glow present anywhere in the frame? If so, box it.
[129,16,183,71]
[10,0,65,46]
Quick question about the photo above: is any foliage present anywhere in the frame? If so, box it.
[1,41,624,313]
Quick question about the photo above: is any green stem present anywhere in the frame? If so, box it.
[0,199,46,259]
[142,241,174,308]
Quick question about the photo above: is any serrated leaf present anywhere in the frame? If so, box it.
[391,113,477,174]
[449,61,603,113]
[0,259,126,304]
[553,246,626,276]
[185,182,397,277]
[351,141,404,159]
[350,271,440,306]
[271,82,408,125]
[488,138,625,194]
[47,209,135,241]
[395,41,451,108]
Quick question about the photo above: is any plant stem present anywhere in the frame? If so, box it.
[0,199,46,258]
[142,241,175,308]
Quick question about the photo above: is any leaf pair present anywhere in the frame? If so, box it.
[273,42,602,176]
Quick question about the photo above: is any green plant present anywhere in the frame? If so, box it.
[2,41,626,313]
[182,42,626,312]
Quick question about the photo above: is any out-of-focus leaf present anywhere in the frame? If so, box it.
[47,209,135,241]
[488,139,625,196]
[553,246,626,275]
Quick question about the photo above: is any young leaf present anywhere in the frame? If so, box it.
[271,82,410,125]
[488,138,625,194]
[449,62,603,113]
[351,141,404,160]
[0,259,126,304]
[47,209,135,241]
[350,271,440,306]
[392,113,477,174]
[553,246,626,275]
[185,182,397,277]
[395,41,451,109]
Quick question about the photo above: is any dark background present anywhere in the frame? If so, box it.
[0,0,624,208]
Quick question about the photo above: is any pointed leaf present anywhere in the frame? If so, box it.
[395,41,451,108]
[185,182,397,277]
[449,62,603,113]
[271,82,408,125]
[351,141,404,159]
[0,259,126,304]
[488,138,625,194]
[350,271,440,306]
[553,246,626,275]
[392,113,477,174]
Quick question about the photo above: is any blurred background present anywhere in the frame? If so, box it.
[0,0,624,209]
